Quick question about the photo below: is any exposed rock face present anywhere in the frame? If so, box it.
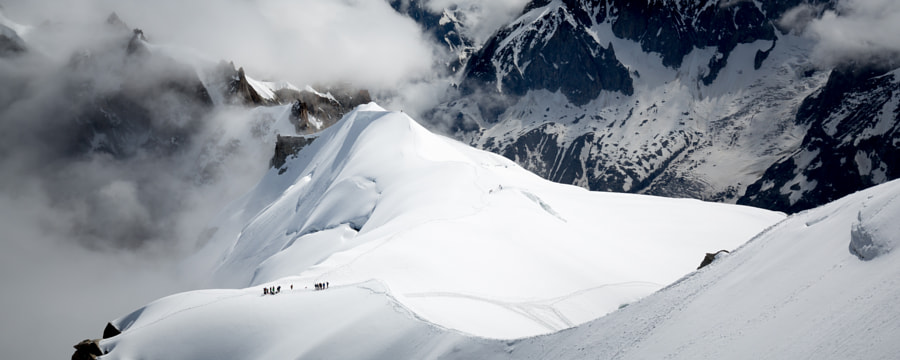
[291,99,310,127]
[482,121,701,194]
[271,134,315,171]
[103,322,121,339]
[270,89,371,170]
[72,339,103,360]
[450,0,808,192]
[235,66,268,106]
[209,61,271,106]
[463,1,633,110]
[460,0,800,111]
[388,0,473,73]
[604,0,779,84]
[72,322,117,359]
[126,29,148,55]
[286,88,372,134]
[418,0,900,214]
[65,38,215,159]
[105,12,130,31]
[0,24,26,56]
[739,65,900,212]
[697,250,730,270]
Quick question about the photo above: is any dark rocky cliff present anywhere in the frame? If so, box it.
[739,65,900,212]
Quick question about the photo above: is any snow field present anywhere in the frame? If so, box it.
[483,178,900,360]
[195,103,783,339]
[100,105,900,360]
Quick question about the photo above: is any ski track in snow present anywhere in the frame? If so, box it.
[404,281,662,332]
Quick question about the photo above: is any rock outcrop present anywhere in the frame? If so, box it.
[462,1,633,110]
[739,65,900,213]
[271,135,316,172]
[697,250,730,270]
[0,24,26,56]
[103,322,121,339]
[287,88,371,134]
[72,339,103,360]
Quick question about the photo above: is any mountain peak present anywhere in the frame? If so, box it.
[195,103,782,339]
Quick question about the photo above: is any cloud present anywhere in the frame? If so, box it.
[0,188,193,359]
[0,8,285,357]
[778,3,824,34]
[718,0,754,8]
[0,1,523,357]
[3,0,437,89]
[795,0,900,68]
[423,0,530,45]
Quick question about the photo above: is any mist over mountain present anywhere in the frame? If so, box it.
[406,0,900,214]
[1,0,899,359]
[0,4,408,358]
[77,98,900,360]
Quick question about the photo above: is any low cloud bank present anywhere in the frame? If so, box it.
[784,0,900,69]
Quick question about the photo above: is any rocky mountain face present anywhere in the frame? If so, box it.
[0,11,374,251]
[459,0,823,110]
[285,88,372,134]
[739,65,900,212]
[0,23,26,56]
[463,2,634,108]
[396,0,898,213]
[7,12,368,177]
[388,0,474,73]
[209,59,371,135]
[37,14,216,160]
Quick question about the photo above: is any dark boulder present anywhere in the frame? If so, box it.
[697,250,730,270]
[103,322,121,339]
[72,339,103,360]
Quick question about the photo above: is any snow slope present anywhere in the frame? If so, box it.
[98,103,780,352]
[462,177,900,360]
[101,165,900,360]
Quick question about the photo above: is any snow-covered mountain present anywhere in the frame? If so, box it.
[199,103,780,337]
[405,0,899,214]
[738,64,900,212]
[3,2,897,358]
[81,104,900,359]
[0,12,369,164]
[88,104,776,355]
[388,0,474,74]
[3,15,371,252]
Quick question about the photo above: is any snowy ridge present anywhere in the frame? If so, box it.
[101,102,782,352]
[468,178,900,359]
[244,75,303,102]
[98,104,900,359]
